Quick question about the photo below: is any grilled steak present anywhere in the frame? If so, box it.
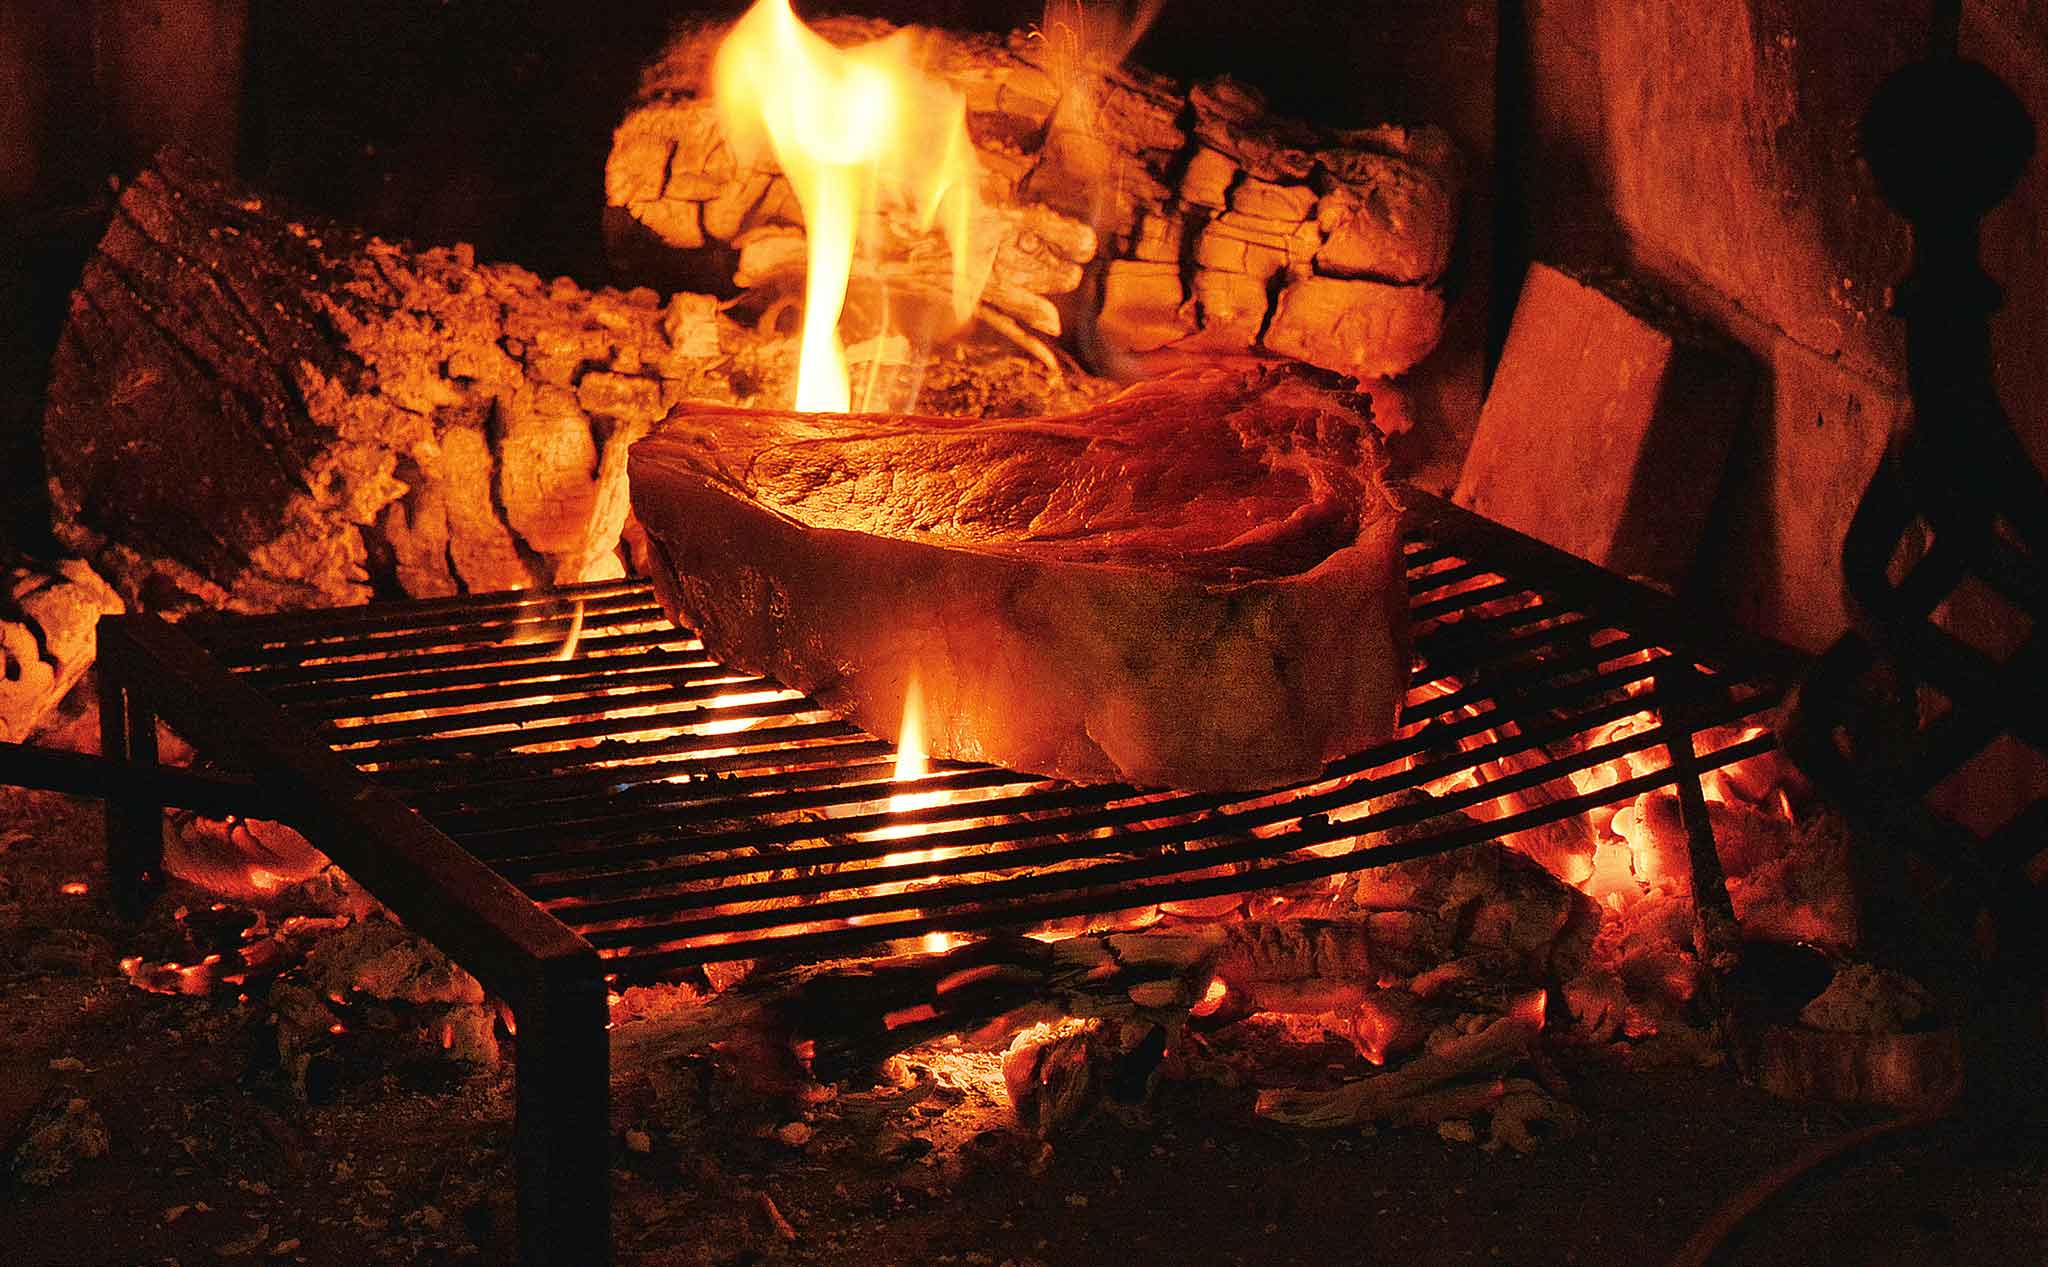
[628,364,1408,790]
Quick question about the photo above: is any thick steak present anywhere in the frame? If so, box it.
[628,365,1408,790]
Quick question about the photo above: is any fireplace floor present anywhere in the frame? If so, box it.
[6,707,2046,1267]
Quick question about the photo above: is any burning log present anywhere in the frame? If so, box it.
[605,15,1456,381]
[42,153,1101,612]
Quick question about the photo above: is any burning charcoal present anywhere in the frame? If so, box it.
[1723,812,1860,948]
[1559,970,1629,1045]
[1347,988,1431,1065]
[164,814,331,904]
[8,1096,110,1186]
[751,1190,799,1243]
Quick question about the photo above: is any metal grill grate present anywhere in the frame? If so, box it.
[159,492,1798,981]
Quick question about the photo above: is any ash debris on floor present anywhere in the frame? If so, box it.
[3,697,2046,1267]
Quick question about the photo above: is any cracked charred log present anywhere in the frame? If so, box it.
[41,154,1102,613]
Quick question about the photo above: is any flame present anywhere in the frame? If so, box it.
[878,673,946,858]
[891,672,929,787]
[553,600,586,662]
[713,0,985,412]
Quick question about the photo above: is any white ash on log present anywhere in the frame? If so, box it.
[606,17,1457,381]
[0,556,122,741]
[43,153,1106,613]
[272,918,500,1103]
[1253,1002,1545,1129]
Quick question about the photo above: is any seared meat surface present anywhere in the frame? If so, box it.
[629,364,1408,790]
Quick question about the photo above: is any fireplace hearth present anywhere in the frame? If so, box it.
[91,487,1798,1262]
[4,1,2045,1265]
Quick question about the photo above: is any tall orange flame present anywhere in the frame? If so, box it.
[713,0,985,412]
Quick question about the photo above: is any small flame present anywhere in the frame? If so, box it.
[713,0,986,412]
[878,673,947,861]
[892,673,929,787]
[553,600,586,662]
[59,881,88,896]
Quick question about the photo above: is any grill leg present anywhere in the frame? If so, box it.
[99,669,164,916]
[515,972,611,1267]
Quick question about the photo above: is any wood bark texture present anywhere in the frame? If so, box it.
[43,153,1097,613]
[606,18,1457,382]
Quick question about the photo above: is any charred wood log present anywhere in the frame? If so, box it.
[0,556,121,741]
[606,18,1456,381]
[43,153,1103,613]
[1253,1003,1545,1128]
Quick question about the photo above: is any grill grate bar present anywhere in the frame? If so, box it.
[346,695,833,764]
[184,576,648,647]
[1403,559,1498,597]
[580,732,1775,968]
[490,670,1762,886]
[368,720,877,789]
[298,657,752,723]
[517,685,1774,910]
[1411,578,1527,622]
[241,627,692,693]
[453,763,1046,854]
[278,644,715,713]
[609,734,1776,976]
[213,597,668,668]
[127,491,1802,980]
[540,706,1715,925]
[324,674,789,744]
[412,630,1662,848]
[427,755,916,830]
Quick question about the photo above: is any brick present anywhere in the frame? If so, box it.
[1453,263,1752,589]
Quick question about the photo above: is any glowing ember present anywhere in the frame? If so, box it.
[713,0,985,411]
[59,881,88,896]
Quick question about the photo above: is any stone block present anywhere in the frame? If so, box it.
[1454,263,1752,589]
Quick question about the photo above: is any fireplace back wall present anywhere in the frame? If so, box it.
[1508,0,2048,830]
